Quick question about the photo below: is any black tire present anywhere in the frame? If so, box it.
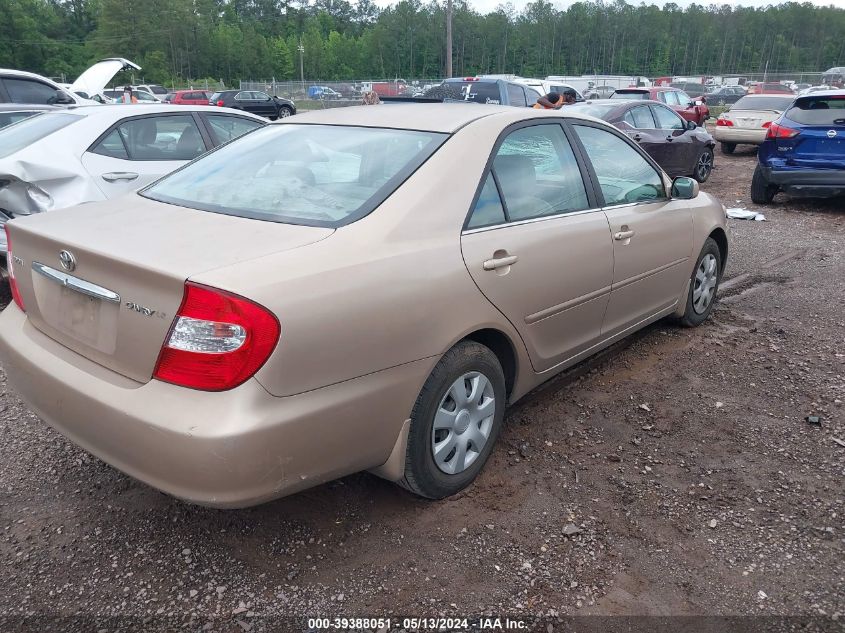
[679,237,722,328]
[278,106,293,118]
[400,341,506,499]
[720,142,736,155]
[750,164,777,204]
[693,147,714,183]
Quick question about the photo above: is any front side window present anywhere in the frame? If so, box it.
[4,78,63,104]
[676,91,692,104]
[652,105,684,130]
[205,115,264,145]
[489,124,588,221]
[95,115,206,161]
[663,91,680,106]
[143,124,447,227]
[573,125,666,206]
[254,91,272,101]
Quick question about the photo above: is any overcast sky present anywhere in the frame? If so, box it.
[370,0,845,16]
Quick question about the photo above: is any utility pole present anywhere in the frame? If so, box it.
[298,39,305,90]
[445,0,453,78]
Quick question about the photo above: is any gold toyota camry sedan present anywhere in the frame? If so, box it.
[0,104,729,507]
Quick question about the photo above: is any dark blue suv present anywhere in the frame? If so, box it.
[752,90,845,203]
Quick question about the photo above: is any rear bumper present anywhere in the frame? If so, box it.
[712,128,766,144]
[761,165,845,197]
[0,306,428,507]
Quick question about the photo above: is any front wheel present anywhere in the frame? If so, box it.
[400,341,506,499]
[750,164,777,204]
[720,142,736,155]
[278,106,293,118]
[693,147,714,182]
[679,237,722,328]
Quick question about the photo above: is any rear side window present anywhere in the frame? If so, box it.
[732,96,793,111]
[574,125,666,206]
[507,83,527,107]
[467,173,506,229]
[205,115,264,145]
[786,97,845,125]
[0,110,40,129]
[143,124,447,227]
[625,105,656,128]
[663,91,680,106]
[0,112,80,158]
[489,124,588,221]
[92,115,206,161]
[4,78,63,104]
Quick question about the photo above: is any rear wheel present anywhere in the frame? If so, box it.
[400,341,506,499]
[720,142,736,154]
[751,164,777,204]
[693,147,714,182]
[679,237,722,328]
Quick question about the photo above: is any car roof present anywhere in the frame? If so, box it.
[0,103,60,112]
[275,103,607,133]
[0,68,60,84]
[797,89,845,98]
[20,103,264,122]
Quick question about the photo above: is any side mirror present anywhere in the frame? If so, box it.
[671,176,699,200]
[50,89,75,105]
[686,120,697,131]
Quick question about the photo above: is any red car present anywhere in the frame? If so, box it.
[171,90,211,105]
[611,87,710,125]
[747,82,793,95]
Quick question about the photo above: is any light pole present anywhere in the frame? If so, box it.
[298,39,305,91]
[445,0,453,78]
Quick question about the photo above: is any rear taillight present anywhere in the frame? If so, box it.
[153,283,280,391]
[762,121,772,128]
[5,225,25,312]
[766,122,799,139]
[216,99,224,107]
[716,118,733,127]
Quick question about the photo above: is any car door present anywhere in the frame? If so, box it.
[621,105,672,169]
[252,91,277,117]
[199,113,265,146]
[81,113,211,199]
[650,104,696,176]
[461,122,614,373]
[234,91,258,114]
[569,122,693,338]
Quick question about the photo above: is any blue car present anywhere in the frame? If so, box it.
[752,90,845,203]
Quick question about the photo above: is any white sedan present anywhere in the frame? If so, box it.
[0,104,266,252]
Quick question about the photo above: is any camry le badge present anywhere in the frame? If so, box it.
[828,129,837,139]
[58,250,76,272]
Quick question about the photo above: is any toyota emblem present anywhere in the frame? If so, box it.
[828,129,837,139]
[59,250,76,272]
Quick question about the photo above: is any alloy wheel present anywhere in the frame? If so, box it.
[697,151,713,181]
[431,372,496,475]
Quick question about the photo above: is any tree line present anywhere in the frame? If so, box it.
[1,0,844,87]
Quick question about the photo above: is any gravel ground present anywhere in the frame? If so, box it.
[0,148,843,632]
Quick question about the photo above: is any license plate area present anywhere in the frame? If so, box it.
[31,262,120,354]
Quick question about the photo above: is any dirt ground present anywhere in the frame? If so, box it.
[0,147,843,632]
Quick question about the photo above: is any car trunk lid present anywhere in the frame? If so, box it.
[781,96,845,169]
[725,108,782,129]
[9,196,333,383]
[69,58,141,99]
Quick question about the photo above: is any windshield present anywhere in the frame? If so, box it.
[611,91,647,100]
[143,124,447,227]
[787,96,845,125]
[732,96,794,111]
[0,112,81,158]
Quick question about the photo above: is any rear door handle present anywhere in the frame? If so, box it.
[614,230,635,241]
[483,255,519,270]
[102,172,139,182]
[633,134,642,141]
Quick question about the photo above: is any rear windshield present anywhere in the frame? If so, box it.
[786,96,845,125]
[0,112,81,158]
[142,124,447,227]
[611,91,647,100]
[568,103,617,119]
[444,81,502,104]
[732,96,794,111]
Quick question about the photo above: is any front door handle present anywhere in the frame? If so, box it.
[102,172,139,182]
[483,254,519,270]
[665,136,674,142]
[614,230,635,241]
[633,134,642,142]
